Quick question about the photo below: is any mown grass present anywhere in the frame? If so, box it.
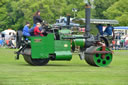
[0,48,128,85]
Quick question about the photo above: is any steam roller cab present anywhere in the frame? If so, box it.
[15,31,72,66]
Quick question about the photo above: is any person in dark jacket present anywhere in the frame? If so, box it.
[96,24,103,35]
[33,10,42,27]
[104,24,115,40]
[104,24,114,36]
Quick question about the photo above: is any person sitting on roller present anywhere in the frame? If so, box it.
[34,23,44,36]
[22,22,31,37]
[103,24,115,39]
[96,24,103,35]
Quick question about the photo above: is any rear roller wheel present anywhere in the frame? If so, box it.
[22,48,49,66]
[23,55,49,66]
[23,55,33,65]
[85,46,112,67]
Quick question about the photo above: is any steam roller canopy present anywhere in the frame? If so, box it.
[85,46,112,67]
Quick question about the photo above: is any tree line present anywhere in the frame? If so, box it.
[0,0,126,31]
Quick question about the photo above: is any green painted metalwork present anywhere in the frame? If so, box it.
[30,34,54,59]
[59,29,71,34]
[72,35,85,47]
[55,40,72,60]
[55,51,72,60]
[30,34,72,60]
[59,29,72,40]
[93,47,112,67]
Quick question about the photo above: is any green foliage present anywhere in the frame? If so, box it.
[94,0,119,19]
[0,0,127,31]
[0,0,9,30]
[0,0,86,31]
[103,0,128,26]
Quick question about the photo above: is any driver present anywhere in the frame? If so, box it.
[104,24,114,36]
[104,24,115,39]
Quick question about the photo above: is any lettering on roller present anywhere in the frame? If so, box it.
[34,39,42,42]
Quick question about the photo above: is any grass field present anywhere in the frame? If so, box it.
[0,48,128,85]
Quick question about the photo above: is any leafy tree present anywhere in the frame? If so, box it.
[94,0,119,19]
[0,0,121,31]
[103,0,128,26]
[0,0,9,31]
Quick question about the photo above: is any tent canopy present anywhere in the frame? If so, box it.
[1,29,16,35]
[73,18,119,24]
[114,26,128,30]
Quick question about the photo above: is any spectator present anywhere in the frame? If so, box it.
[120,38,125,48]
[112,40,116,50]
[8,38,15,48]
[116,40,120,50]
[1,33,5,40]
[0,39,4,47]
[125,36,128,49]
[115,33,121,40]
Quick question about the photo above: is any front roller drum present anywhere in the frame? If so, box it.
[22,48,49,66]
[85,46,112,67]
